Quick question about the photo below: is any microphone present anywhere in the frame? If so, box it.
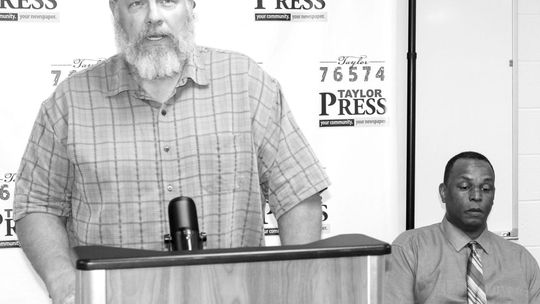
[167,196,206,251]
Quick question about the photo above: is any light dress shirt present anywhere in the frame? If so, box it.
[385,217,540,304]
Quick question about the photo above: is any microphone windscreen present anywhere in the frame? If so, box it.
[168,196,201,251]
[168,196,199,233]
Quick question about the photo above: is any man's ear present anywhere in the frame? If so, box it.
[439,183,446,204]
[187,0,196,16]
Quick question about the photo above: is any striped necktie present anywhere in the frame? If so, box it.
[467,241,487,304]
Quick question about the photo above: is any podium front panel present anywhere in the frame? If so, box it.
[78,255,384,304]
[75,234,390,304]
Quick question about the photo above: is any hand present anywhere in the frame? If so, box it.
[54,293,75,304]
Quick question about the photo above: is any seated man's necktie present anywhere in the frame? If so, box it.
[467,241,487,304]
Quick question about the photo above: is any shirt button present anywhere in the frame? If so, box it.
[164,146,170,152]
[161,109,167,116]
[167,185,173,192]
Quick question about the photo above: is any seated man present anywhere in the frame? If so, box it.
[385,151,540,304]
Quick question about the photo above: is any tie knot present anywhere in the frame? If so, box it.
[468,241,481,252]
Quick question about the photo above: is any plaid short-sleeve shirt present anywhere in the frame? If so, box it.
[14,47,329,250]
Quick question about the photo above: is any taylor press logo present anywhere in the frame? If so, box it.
[318,55,388,128]
[0,172,18,248]
[0,0,58,22]
[254,0,327,22]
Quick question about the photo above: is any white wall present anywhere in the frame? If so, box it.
[516,0,540,261]
[414,0,515,235]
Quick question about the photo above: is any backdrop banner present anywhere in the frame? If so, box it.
[0,0,403,248]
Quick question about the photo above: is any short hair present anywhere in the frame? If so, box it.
[443,151,494,185]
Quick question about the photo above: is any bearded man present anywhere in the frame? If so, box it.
[13,1,329,303]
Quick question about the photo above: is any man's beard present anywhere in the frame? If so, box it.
[114,16,196,80]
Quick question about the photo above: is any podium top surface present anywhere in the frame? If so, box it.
[75,234,390,271]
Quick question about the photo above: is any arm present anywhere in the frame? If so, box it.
[13,91,76,303]
[277,193,322,245]
[523,249,540,304]
[17,213,76,304]
[384,243,416,304]
[249,69,329,245]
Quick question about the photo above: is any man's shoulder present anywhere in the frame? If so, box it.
[56,54,121,91]
[392,222,443,248]
[43,54,123,111]
[484,230,540,276]
[200,46,269,76]
[200,46,255,62]
[486,230,535,256]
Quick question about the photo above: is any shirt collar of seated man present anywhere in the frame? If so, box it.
[438,153,496,252]
[109,0,198,103]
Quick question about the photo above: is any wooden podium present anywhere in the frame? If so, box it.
[74,234,390,304]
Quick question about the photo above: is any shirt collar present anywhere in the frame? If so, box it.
[106,47,209,97]
[441,216,490,254]
[178,46,209,87]
[105,54,139,96]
